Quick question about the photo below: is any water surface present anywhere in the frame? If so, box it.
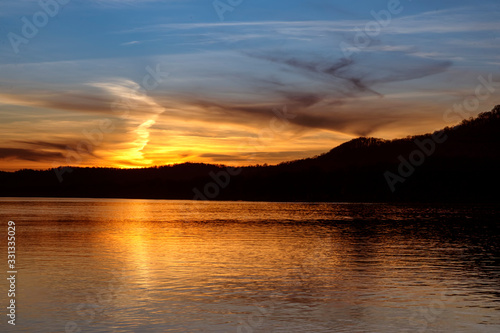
[0,198,499,332]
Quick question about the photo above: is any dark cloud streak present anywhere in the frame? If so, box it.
[0,148,65,162]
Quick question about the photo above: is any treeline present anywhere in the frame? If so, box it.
[1,106,500,203]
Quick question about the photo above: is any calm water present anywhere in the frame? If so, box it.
[1,198,499,333]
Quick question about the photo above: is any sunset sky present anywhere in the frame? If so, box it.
[0,0,499,171]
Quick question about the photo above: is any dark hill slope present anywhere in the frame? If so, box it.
[1,106,499,202]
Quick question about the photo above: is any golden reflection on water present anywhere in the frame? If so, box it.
[0,198,499,333]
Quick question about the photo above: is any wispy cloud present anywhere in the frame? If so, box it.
[0,147,65,162]
[90,79,166,165]
[118,7,498,36]
[121,41,142,46]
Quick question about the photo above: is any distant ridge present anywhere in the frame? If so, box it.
[1,106,500,202]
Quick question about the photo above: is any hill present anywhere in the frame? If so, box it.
[1,106,499,202]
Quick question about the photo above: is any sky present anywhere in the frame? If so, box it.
[0,0,499,171]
